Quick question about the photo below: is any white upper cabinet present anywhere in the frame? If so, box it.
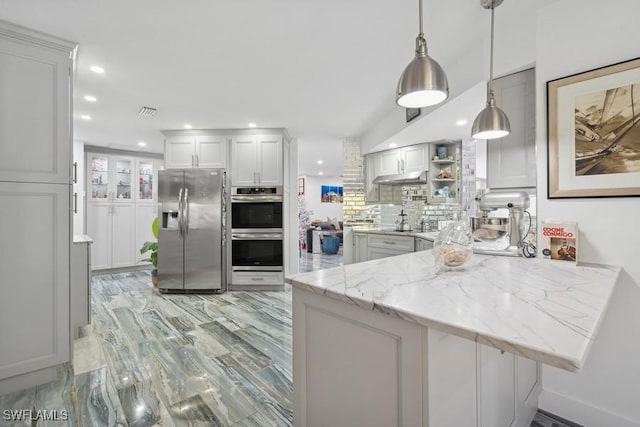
[0,29,73,184]
[231,134,283,186]
[488,68,536,189]
[165,134,227,169]
[376,144,428,176]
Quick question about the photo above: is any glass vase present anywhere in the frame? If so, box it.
[434,210,474,270]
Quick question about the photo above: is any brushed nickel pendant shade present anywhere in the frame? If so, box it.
[396,0,449,108]
[472,0,510,140]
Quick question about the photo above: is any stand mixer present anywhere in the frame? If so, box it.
[471,191,531,257]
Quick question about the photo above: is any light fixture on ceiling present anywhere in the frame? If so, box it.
[84,95,97,102]
[396,0,449,108]
[471,0,511,140]
[389,143,397,148]
[80,114,91,120]
[317,160,323,164]
[138,141,147,147]
[248,122,257,128]
[184,124,192,129]
[89,65,105,74]
[318,171,323,176]
[456,119,468,126]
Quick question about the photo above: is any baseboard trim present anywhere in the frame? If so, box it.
[539,389,640,427]
[0,366,57,396]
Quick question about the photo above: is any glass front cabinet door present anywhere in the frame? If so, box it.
[87,154,134,202]
[137,160,155,201]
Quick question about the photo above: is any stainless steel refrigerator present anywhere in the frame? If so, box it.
[158,169,226,292]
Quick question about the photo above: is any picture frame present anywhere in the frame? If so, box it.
[298,177,305,195]
[547,57,640,198]
[405,107,421,123]
[320,185,343,203]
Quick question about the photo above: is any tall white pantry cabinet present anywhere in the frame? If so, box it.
[0,21,76,394]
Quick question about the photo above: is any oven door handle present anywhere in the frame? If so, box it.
[232,233,283,240]
[231,195,283,202]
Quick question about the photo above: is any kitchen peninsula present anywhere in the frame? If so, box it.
[286,251,620,427]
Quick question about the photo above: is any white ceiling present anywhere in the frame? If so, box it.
[0,0,555,176]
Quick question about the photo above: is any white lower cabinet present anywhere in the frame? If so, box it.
[293,287,541,427]
[415,238,434,251]
[0,183,70,387]
[88,203,135,270]
[353,232,418,263]
[71,240,91,340]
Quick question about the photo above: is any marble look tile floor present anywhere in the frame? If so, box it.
[0,270,578,427]
[298,246,343,273]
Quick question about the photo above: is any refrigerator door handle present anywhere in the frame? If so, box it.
[184,187,189,238]
[178,187,184,239]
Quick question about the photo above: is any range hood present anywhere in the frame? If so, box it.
[372,170,428,185]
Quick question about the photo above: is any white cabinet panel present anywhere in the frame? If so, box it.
[165,136,197,168]
[368,234,415,252]
[364,154,379,203]
[231,136,258,186]
[480,345,516,427]
[488,68,536,189]
[428,329,477,427]
[0,38,71,184]
[87,203,112,270]
[377,150,401,176]
[354,233,368,263]
[258,136,283,185]
[196,135,226,168]
[0,183,69,379]
[71,241,91,339]
[231,135,283,186]
[402,144,428,173]
[111,204,135,268]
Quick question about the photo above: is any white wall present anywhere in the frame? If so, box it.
[535,1,640,425]
[301,175,343,222]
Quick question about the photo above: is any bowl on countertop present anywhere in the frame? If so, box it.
[470,217,509,241]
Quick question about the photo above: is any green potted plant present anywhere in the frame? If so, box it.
[140,217,159,286]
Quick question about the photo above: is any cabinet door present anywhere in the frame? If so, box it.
[364,154,379,203]
[231,136,258,186]
[0,183,70,380]
[196,135,227,168]
[479,345,516,427]
[488,68,536,189]
[87,154,110,201]
[165,136,195,168]
[111,203,135,268]
[377,150,401,176]
[136,159,156,202]
[0,38,71,184]
[87,203,112,270]
[354,233,369,263]
[113,157,134,202]
[402,144,428,173]
[258,135,283,185]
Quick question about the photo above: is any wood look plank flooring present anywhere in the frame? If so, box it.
[0,266,577,427]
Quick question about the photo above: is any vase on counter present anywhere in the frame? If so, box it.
[433,210,474,270]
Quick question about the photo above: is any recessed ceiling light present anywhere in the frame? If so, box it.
[248,122,257,128]
[80,115,91,120]
[456,119,468,126]
[84,95,97,102]
[317,160,323,164]
[89,65,105,74]
[318,171,323,175]
[184,124,192,129]
[389,143,397,148]
[138,141,147,147]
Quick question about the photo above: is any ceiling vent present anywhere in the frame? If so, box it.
[138,106,158,117]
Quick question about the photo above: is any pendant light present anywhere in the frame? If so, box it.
[471,0,510,140]
[396,0,449,108]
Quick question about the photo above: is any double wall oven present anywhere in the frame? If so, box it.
[230,186,284,286]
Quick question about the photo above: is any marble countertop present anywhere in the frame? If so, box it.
[350,227,440,241]
[286,251,620,372]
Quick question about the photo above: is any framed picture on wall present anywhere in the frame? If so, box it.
[320,185,343,203]
[547,57,640,198]
[298,177,305,195]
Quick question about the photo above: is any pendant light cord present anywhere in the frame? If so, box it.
[418,0,424,37]
[488,2,495,97]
